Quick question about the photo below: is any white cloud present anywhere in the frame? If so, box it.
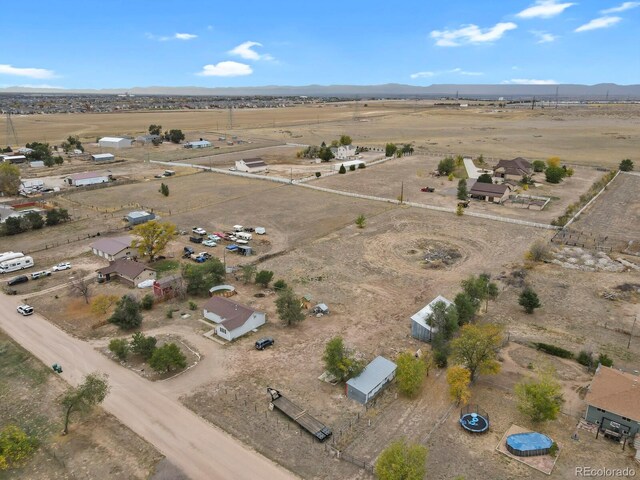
[0,64,56,79]
[430,22,517,47]
[146,32,197,41]
[575,16,622,32]
[16,84,65,89]
[601,2,640,13]
[228,41,274,61]
[410,68,483,79]
[197,61,253,77]
[503,78,559,84]
[516,0,575,19]
[531,30,558,43]
[174,33,197,40]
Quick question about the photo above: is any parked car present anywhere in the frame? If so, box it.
[183,246,195,257]
[52,262,72,272]
[255,227,266,235]
[189,236,203,244]
[192,227,207,236]
[226,244,239,251]
[7,275,28,286]
[198,252,212,260]
[202,240,217,247]
[17,304,34,316]
[31,270,52,279]
[208,234,221,241]
[255,337,275,350]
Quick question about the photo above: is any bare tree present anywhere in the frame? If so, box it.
[69,270,92,304]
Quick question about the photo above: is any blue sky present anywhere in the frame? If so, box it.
[2,0,639,88]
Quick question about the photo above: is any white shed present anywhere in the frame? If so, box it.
[91,153,115,163]
[98,137,132,149]
[67,172,110,187]
[410,295,453,342]
[235,158,268,173]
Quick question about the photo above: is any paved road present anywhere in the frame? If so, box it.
[0,294,296,480]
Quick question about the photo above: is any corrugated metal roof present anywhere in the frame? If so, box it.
[69,171,109,181]
[99,137,126,142]
[90,236,133,255]
[346,356,396,394]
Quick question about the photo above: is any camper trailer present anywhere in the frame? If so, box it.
[0,252,24,264]
[0,256,34,274]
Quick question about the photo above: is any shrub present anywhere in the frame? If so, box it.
[576,350,594,368]
[619,159,634,172]
[255,270,274,288]
[108,338,129,361]
[338,164,346,174]
[549,442,559,457]
[438,157,455,175]
[526,240,551,262]
[534,342,573,359]
[519,287,541,314]
[273,279,288,291]
[130,332,157,360]
[349,164,356,171]
[598,353,613,367]
[315,171,321,178]
[532,160,546,172]
[188,301,197,311]
[358,162,365,169]
[166,309,173,319]
[141,294,154,310]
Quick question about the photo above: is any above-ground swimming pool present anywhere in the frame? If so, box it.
[506,432,554,457]
[459,405,490,433]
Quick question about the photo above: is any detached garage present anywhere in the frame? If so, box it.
[98,137,132,149]
[346,356,397,405]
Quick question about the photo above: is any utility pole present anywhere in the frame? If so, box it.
[400,181,404,204]
[628,315,637,349]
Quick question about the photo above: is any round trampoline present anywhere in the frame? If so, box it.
[459,405,490,433]
[506,432,553,457]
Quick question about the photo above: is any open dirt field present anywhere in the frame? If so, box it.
[6,102,639,169]
[0,330,162,479]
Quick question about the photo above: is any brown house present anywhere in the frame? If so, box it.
[96,259,156,287]
[469,182,511,204]
[493,157,532,181]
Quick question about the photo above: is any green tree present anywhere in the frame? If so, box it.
[515,372,564,423]
[141,293,154,310]
[182,258,225,296]
[447,365,471,405]
[545,166,566,184]
[454,292,476,325]
[519,287,541,314]
[167,129,185,144]
[0,163,21,195]
[255,270,274,287]
[4,217,24,235]
[477,173,493,184]
[131,220,176,261]
[322,336,365,382]
[396,351,428,397]
[437,157,455,175]
[532,160,546,172]
[148,124,162,135]
[338,164,346,174]
[460,274,490,312]
[375,439,427,480]
[240,264,257,284]
[385,143,397,157]
[60,372,109,435]
[339,135,352,145]
[90,294,119,316]
[109,295,142,329]
[149,343,187,373]
[402,144,414,155]
[457,178,468,200]
[355,214,366,229]
[43,156,55,168]
[598,353,613,367]
[130,332,157,360]
[0,425,37,470]
[45,208,70,226]
[426,301,459,341]
[108,338,130,361]
[619,159,634,172]
[275,288,305,326]
[319,147,334,162]
[25,142,52,161]
[159,182,169,196]
[273,279,288,291]
[450,323,503,381]
[25,211,44,230]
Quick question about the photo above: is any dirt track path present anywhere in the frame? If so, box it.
[0,294,296,480]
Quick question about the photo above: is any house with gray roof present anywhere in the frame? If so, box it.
[346,356,397,404]
[90,236,134,261]
[96,259,155,287]
[493,157,532,181]
[203,296,266,341]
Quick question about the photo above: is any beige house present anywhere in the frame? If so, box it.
[493,157,532,182]
[96,259,156,287]
[469,182,511,204]
[90,236,134,261]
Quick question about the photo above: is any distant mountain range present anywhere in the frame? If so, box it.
[1,83,639,98]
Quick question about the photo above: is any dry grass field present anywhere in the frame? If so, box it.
[2,102,639,479]
[5,102,639,168]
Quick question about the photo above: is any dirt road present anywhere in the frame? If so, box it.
[0,294,296,480]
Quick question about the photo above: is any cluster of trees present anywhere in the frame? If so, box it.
[25,142,64,167]
[60,135,84,153]
[385,143,414,158]
[0,424,37,470]
[619,158,634,172]
[298,135,355,162]
[109,295,144,329]
[0,163,20,195]
[437,156,456,176]
[182,259,226,296]
[323,336,365,382]
[2,208,70,236]
[108,332,187,373]
[375,439,427,480]
[542,157,574,184]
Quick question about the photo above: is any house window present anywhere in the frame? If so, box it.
[219,327,227,334]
